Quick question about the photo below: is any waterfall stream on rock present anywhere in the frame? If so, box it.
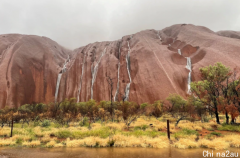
[114,42,121,101]
[90,47,106,99]
[54,55,70,102]
[125,40,132,101]
[77,51,87,103]
[178,49,181,55]
[186,57,192,93]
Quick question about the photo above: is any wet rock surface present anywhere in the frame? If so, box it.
[1,24,240,107]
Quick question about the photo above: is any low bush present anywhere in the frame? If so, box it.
[42,120,51,127]
[217,124,240,132]
[174,128,199,140]
[210,132,222,136]
[56,130,72,138]
[123,130,166,138]
[71,127,111,139]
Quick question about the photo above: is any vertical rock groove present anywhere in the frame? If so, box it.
[125,37,132,101]
[76,50,86,103]
[90,47,107,99]
[186,57,192,94]
[114,41,121,101]
[54,55,70,102]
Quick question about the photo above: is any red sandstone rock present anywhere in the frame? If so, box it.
[1,24,240,107]
[0,34,70,108]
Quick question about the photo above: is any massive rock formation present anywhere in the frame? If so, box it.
[1,24,240,107]
[0,34,71,108]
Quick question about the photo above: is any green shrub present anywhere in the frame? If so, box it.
[108,139,115,147]
[16,138,23,144]
[217,124,240,132]
[207,128,214,131]
[71,127,111,139]
[210,132,222,136]
[42,120,51,127]
[56,130,72,138]
[205,134,214,140]
[34,121,40,127]
[52,122,61,128]
[134,126,141,131]
[123,130,166,138]
[79,117,89,127]
[134,125,148,131]
[174,128,199,139]
[181,128,199,135]
[141,124,148,131]
[203,117,210,122]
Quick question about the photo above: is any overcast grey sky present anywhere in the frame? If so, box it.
[0,0,240,49]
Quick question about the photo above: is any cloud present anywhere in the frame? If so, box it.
[0,0,239,49]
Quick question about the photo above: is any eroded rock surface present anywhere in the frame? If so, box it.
[1,24,240,107]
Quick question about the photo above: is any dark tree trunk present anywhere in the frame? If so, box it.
[175,117,184,126]
[225,112,229,124]
[231,117,235,124]
[10,117,13,137]
[215,111,220,124]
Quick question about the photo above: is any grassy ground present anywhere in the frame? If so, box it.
[1,115,240,150]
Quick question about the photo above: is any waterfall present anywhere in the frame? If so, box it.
[186,57,192,93]
[186,57,191,71]
[114,42,121,101]
[91,47,106,99]
[178,49,182,55]
[54,74,62,102]
[125,41,132,101]
[77,52,86,103]
[54,55,70,103]
[157,31,162,40]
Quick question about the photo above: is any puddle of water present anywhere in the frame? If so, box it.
[0,147,240,158]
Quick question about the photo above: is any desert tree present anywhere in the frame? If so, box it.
[191,63,235,124]
[166,94,189,126]
[117,101,143,127]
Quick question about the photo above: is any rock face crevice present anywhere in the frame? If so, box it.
[91,47,107,99]
[54,55,70,102]
[186,57,192,94]
[113,41,121,102]
[124,38,132,101]
[1,24,240,107]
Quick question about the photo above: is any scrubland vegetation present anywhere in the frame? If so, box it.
[1,116,240,150]
[1,62,240,150]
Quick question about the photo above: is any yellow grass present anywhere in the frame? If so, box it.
[174,138,199,149]
[113,134,169,148]
[106,123,125,130]
[46,140,56,148]
[0,139,16,146]
[198,138,229,150]
[54,143,64,148]
[221,134,240,148]
[0,127,11,136]
[22,140,41,147]
[91,123,102,130]
[66,138,84,147]
[178,122,202,131]
[1,116,240,150]
[34,127,44,137]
